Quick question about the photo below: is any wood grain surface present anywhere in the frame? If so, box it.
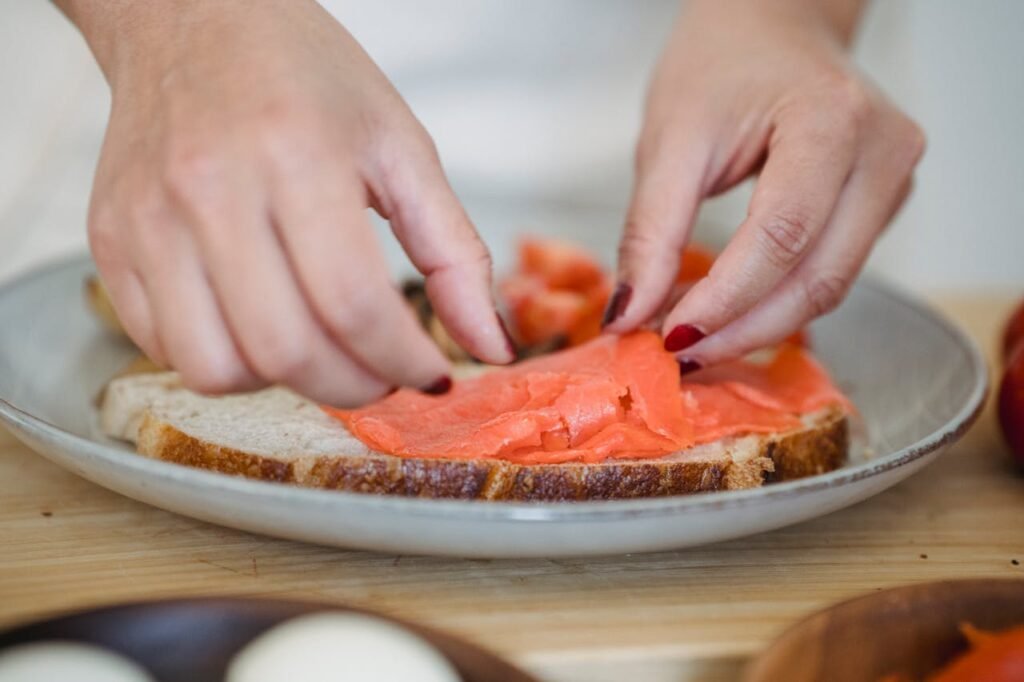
[1,295,1022,682]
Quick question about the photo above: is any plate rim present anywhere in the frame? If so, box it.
[0,254,990,522]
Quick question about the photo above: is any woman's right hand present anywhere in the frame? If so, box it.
[66,0,514,406]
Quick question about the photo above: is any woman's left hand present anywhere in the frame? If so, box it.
[604,0,925,369]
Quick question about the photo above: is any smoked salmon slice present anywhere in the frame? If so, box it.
[326,331,848,465]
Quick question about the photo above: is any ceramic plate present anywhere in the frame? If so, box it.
[0,597,536,682]
[0,256,987,557]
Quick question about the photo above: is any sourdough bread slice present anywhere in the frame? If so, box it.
[100,372,848,501]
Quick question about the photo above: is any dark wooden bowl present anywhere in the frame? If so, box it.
[744,579,1024,682]
[0,598,536,682]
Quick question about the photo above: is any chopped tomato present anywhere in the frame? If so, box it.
[521,237,605,290]
[503,239,721,348]
[503,237,612,347]
[515,289,590,346]
[930,624,1024,682]
[677,244,716,283]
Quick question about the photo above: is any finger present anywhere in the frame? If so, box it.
[129,209,264,394]
[371,136,515,364]
[680,156,916,366]
[270,170,453,391]
[603,128,708,332]
[661,112,858,352]
[89,213,167,366]
[168,169,391,406]
[100,267,167,367]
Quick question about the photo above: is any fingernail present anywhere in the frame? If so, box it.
[678,359,703,376]
[664,324,706,352]
[496,314,518,361]
[601,283,633,328]
[422,376,452,395]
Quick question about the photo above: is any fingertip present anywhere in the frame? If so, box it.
[600,283,633,330]
[663,323,706,353]
[495,313,519,363]
[421,375,452,395]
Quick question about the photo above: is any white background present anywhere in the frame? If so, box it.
[0,1,1020,293]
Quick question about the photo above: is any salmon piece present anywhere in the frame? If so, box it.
[688,345,851,415]
[680,384,802,444]
[328,331,848,465]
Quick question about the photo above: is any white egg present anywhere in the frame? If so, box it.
[227,612,461,682]
[0,641,154,682]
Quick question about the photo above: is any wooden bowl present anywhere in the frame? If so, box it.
[0,598,536,682]
[745,579,1024,682]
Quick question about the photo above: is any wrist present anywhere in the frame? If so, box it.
[53,1,245,86]
[681,0,865,48]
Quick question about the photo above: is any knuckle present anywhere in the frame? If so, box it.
[803,273,849,317]
[321,288,378,339]
[755,209,816,268]
[618,225,662,261]
[374,123,438,187]
[255,102,326,173]
[163,141,221,206]
[826,77,873,130]
[895,117,927,168]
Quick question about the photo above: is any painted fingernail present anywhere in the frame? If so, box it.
[664,324,706,352]
[678,359,703,376]
[422,376,452,395]
[496,314,518,361]
[601,283,633,328]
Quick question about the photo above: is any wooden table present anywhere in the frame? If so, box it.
[1,295,1022,682]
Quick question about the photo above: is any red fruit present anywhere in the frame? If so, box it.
[520,238,605,290]
[677,244,716,283]
[1002,299,1024,363]
[931,625,1024,682]
[998,346,1024,466]
[515,290,589,346]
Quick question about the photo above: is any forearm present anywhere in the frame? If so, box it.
[51,1,235,86]
[682,0,868,47]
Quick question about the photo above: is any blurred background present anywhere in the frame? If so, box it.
[0,0,1020,293]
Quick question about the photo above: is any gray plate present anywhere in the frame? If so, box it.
[0,256,987,558]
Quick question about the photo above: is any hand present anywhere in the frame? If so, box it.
[72,0,513,405]
[605,0,925,369]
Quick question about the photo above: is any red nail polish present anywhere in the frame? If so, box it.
[664,324,706,352]
[496,314,518,361]
[601,283,633,328]
[678,359,703,376]
[422,376,452,395]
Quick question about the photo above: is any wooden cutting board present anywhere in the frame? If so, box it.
[1,294,1022,682]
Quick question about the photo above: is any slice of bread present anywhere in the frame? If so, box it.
[100,372,848,501]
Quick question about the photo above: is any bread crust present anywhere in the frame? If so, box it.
[135,409,848,501]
